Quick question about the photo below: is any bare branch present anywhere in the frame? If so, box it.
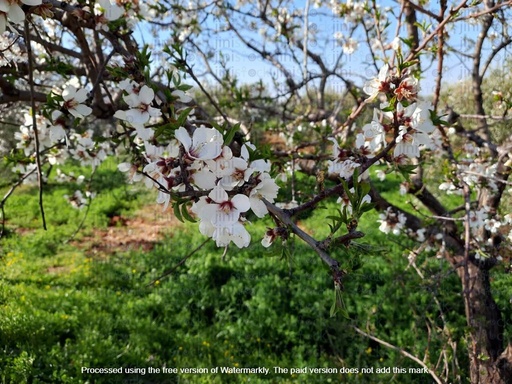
[353,326,444,384]
[24,18,47,231]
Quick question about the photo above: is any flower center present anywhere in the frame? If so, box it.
[219,201,234,213]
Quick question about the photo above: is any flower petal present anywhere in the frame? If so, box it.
[7,4,24,24]
[74,88,89,103]
[231,194,250,213]
[21,0,43,5]
[138,85,155,104]
[70,104,92,118]
[208,186,228,204]
[126,109,149,124]
[175,127,192,151]
[117,162,132,172]
[62,86,76,101]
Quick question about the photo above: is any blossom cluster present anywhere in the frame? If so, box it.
[117,107,280,248]
[12,97,104,170]
[6,81,110,210]
[325,63,440,235]
[328,64,439,184]
[377,207,406,235]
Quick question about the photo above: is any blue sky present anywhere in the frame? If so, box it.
[134,1,505,99]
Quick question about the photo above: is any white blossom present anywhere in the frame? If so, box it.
[175,126,223,160]
[363,64,389,101]
[62,86,92,118]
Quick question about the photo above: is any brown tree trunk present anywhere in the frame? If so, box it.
[455,262,512,383]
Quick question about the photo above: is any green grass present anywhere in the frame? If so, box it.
[2,162,510,383]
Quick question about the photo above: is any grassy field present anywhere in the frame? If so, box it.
[1,159,511,383]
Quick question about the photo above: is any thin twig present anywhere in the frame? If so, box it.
[406,0,469,62]
[63,169,97,243]
[353,326,444,384]
[89,49,116,102]
[0,167,38,238]
[24,18,47,230]
[264,199,341,272]
[462,182,478,381]
[147,238,210,286]
[182,60,231,127]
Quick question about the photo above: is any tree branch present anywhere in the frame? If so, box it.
[353,326,444,384]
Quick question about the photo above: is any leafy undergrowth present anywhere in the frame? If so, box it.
[1,162,510,383]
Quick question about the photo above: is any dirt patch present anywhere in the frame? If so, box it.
[75,204,182,257]
[47,265,71,274]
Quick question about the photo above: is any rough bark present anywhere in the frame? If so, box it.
[453,261,512,383]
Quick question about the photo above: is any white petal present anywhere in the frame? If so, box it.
[49,125,66,143]
[196,142,222,160]
[228,222,251,248]
[138,85,155,104]
[250,159,270,173]
[7,4,24,24]
[175,127,192,150]
[193,169,216,190]
[231,194,250,213]
[0,1,10,13]
[208,186,228,204]
[0,15,6,34]
[125,109,149,124]
[73,104,92,117]
[250,197,268,218]
[21,0,43,5]
[172,89,192,103]
[261,234,273,248]
[105,4,124,20]
[114,110,127,120]
[123,93,140,108]
[147,106,161,118]
[74,88,89,103]
[62,86,76,101]
[199,220,215,237]
[197,203,219,222]
[117,162,132,172]
[134,126,154,140]
[193,127,221,147]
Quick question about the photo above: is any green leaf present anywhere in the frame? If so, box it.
[177,107,193,126]
[330,285,350,319]
[223,123,241,145]
[173,201,184,223]
[181,202,197,223]
[430,110,450,126]
[397,164,418,182]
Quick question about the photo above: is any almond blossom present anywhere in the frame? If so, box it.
[192,186,253,248]
[328,158,360,180]
[118,162,144,184]
[357,109,385,155]
[249,175,280,218]
[198,186,250,227]
[378,207,406,235]
[175,126,223,160]
[48,111,69,146]
[393,102,436,158]
[363,64,390,102]
[199,219,251,248]
[62,86,92,119]
[261,229,276,248]
[394,75,419,102]
[122,85,161,125]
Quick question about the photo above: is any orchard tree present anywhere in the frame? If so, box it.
[1,1,512,383]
